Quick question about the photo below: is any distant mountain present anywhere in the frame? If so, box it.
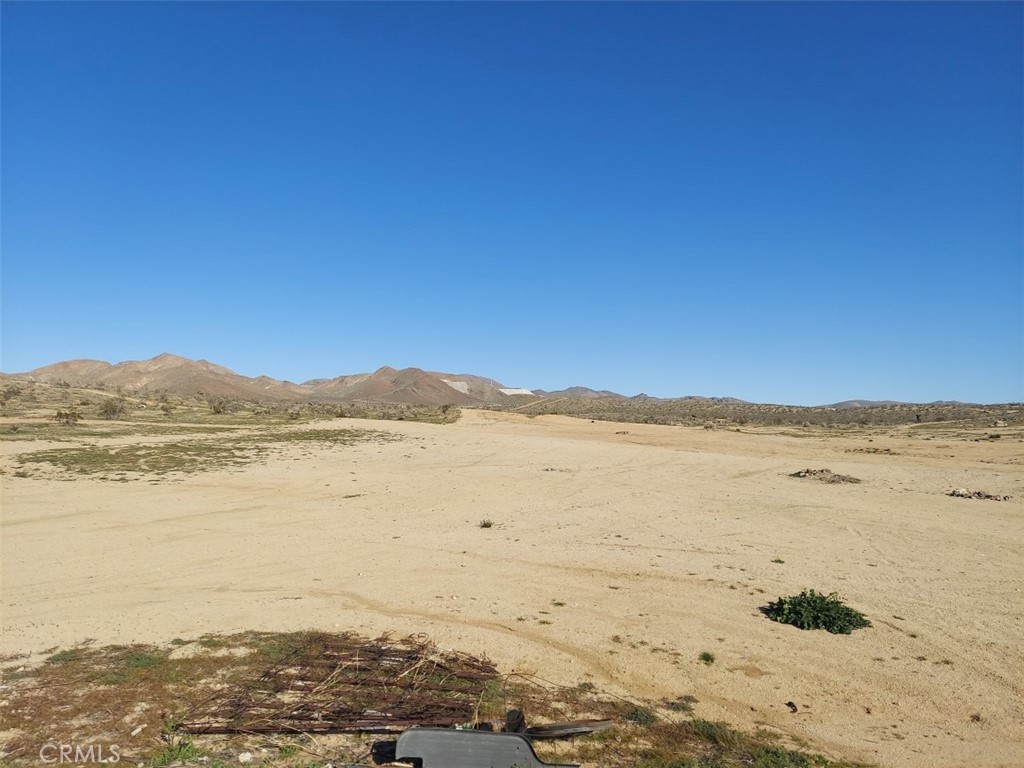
[825,399,973,409]
[826,400,905,409]
[6,354,518,406]
[301,366,493,405]
[429,372,513,402]
[12,353,308,401]
[534,386,625,399]
[678,395,750,405]
[4,354,979,409]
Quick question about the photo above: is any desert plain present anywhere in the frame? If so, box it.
[1,406,1022,767]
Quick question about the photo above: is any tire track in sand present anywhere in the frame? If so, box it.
[310,586,619,682]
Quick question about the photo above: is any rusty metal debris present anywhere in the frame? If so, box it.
[178,632,498,735]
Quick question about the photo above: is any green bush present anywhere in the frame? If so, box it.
[622,705,657,726]
[764,590,871,634]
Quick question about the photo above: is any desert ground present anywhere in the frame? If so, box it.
[2,409,1022,767]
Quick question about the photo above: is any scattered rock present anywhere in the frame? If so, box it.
[948,489,1011,502]
[785,701,799,713]
[238,753,253,764]
[789,468,862,484]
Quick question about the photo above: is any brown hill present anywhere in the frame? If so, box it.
[8,355,510,406]
[15,353,308,401]
[535,386,625,399]
[304,366,483,405]
[429,372,511,403]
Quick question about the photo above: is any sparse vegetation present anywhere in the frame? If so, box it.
[0,631,863,768]
[666,695,699,713]
[53,408,81,425]
[46,648,84,664]
[764,590,872,634]
[0,383,22,405]
[698,651,716,665]
[479,519,494,528]
[622,705,658,726]
[0,375,1010,768]
[487,394,1023,428]
[150,739,204,767]
[208,398,230,414]
[97,396,128,419]
[15,428,398,479]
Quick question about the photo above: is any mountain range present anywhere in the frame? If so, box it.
[1,354,521,406]
[0,354,975,408]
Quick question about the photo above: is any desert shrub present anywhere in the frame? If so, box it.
[764,590,871,634]
[666,695,698,713]
[688,719,743,750]
[98,397,128,419]
[53,409,81,426]
[0,384,21,405]
[622,705,657,726]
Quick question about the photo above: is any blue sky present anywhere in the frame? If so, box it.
[2,1,1021,405]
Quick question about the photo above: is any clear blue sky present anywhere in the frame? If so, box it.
[2,1,1021,405]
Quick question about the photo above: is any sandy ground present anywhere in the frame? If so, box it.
[2,411,1022,767]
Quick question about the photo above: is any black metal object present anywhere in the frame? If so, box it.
[396,728,579,768]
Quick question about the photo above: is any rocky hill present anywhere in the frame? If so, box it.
[4,354,522,406]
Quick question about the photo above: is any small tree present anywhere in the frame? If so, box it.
[53,409,81,426]
[1,384,21,405]
[98,397,128,420]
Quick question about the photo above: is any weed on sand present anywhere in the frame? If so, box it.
[764,590,872,634]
